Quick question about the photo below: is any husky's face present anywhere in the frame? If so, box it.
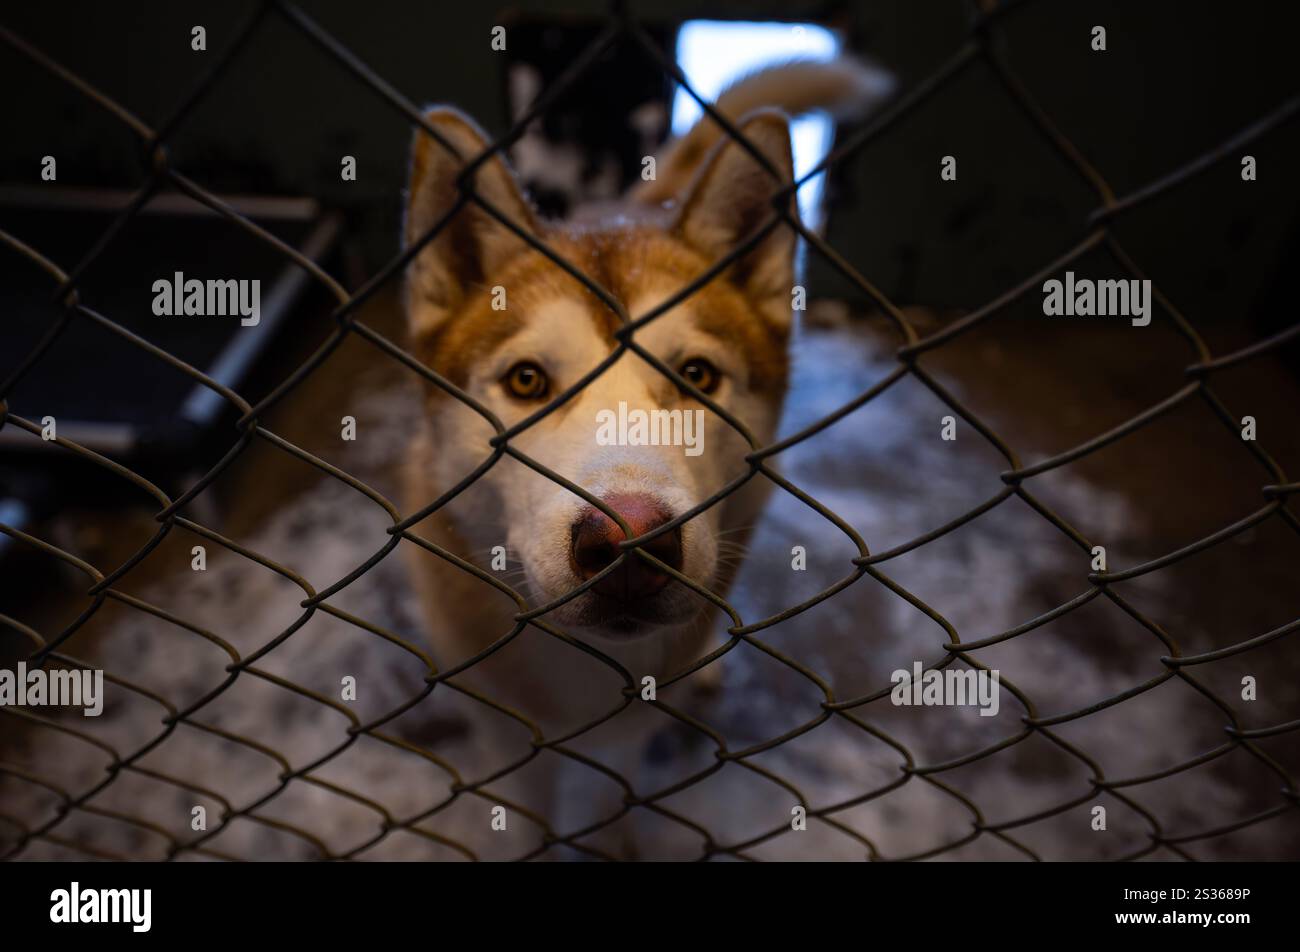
[403,109,795,641]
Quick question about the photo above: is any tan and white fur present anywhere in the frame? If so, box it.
[400,58,892,853]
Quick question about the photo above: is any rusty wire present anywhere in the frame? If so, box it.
[1,0,1298,862]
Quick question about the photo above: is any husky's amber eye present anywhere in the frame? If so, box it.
[503,361,549,400]
[679,357,720,394]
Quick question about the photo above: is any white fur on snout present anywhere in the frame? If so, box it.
[511,372,721,627]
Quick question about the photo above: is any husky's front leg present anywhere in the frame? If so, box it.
[546,726,654,860]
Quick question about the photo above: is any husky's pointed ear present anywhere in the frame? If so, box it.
[675,110,797,326]
[404,108,537,340]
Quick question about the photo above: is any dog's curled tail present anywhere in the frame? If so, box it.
[631,56,896,207]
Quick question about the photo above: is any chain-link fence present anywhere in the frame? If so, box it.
[1,0,1298,861]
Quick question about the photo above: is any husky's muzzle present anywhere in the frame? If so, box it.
[568,492,685,631]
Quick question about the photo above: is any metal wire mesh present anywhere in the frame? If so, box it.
[2,0,1298,862]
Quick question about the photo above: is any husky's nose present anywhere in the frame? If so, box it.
[571,493,682,600]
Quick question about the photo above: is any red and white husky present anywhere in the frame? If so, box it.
[401,58,891,844]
